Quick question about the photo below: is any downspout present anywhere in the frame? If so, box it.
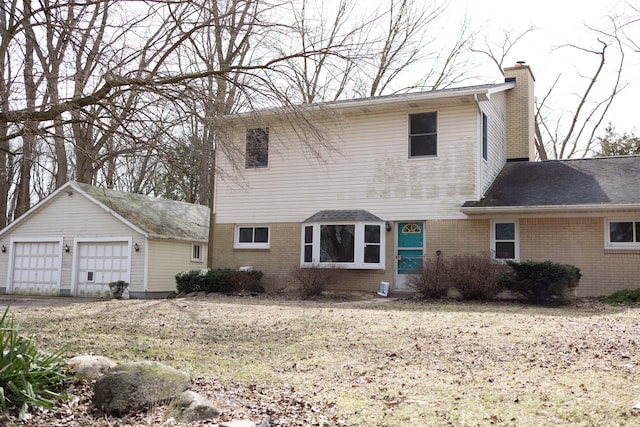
[473,94,484,202]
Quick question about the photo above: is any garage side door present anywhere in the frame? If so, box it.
[76,241,130,297]
[11,242,61,295]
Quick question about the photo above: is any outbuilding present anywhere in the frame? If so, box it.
[0,181,209,298]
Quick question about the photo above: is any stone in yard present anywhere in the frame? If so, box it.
[166,390,220,423]
[93,361,191,415]
[67,355,116,379]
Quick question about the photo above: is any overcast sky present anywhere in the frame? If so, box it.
[450,0,639,133]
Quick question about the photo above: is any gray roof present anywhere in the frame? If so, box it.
[73,182,210,241]
[463,156,640,210]
[304,210,384,222]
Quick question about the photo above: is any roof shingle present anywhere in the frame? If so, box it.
[463,156,640,209]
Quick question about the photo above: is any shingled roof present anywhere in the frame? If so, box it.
[462,156,640,213]
[73,182,210,241]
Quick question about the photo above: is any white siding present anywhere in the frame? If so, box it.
[147,239,207,292]
[0,192,145,294]
[216,103,480,223]
[479,91,508,194]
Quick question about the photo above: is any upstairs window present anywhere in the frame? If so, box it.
[491,220,518,260]
[482,112,488,161]
[409,112,437,157]
[606,220,640,248]
[235,225,270,249]
[246,128,269,168]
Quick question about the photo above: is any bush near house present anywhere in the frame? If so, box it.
[290,267,340,298]
[175,269,264,294]
[0,308,69,419]
[409,253,505,300]
[604,288,640,305]
[407,257,448,299]
[499,260,581,305]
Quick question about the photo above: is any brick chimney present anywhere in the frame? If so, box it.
[504,62,535,161]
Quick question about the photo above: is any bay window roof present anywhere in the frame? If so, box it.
[304,210,383,223]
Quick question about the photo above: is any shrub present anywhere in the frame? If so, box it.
[230,270,265,293]
[409,253,505,300]
[290,267,338,298]
[604,288,640,305]
[499,260,581,305]
[407,257,448,299]
[175,268,265,294]
[203,268,234,293]
[445,254,507,300]
[0,308,69,419]
[175,269,208,293]
[108,280,129,299]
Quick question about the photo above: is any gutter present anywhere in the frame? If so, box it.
[461,203,640,216]
[223,82,516,122]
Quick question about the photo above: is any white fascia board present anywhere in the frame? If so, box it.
[461,203,640,216]
[223,82,516,123]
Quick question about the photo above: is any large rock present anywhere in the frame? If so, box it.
[67,355,116,379]
[93,361,191,415]
[166,390,220,423]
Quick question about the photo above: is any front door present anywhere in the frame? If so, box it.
[394,222,425,290]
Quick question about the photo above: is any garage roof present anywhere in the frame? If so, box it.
[72,182,210,241]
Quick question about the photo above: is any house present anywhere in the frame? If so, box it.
[0,181,209,298]
[211,62,640,297]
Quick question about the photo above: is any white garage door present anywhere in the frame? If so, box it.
[75,241,130,297]
[11,242,61,295]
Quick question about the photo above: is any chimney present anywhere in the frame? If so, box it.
[504,62,535,161]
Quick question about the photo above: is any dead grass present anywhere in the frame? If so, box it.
[9,295,640,426]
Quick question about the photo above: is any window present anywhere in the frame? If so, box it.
[192,244,203,262]
[234,225,270,249]
[301,222,384,269]
[246,128,269,168]
[482,112,488,161]
[409,112,437,157]
[606,220,640,248]
[491,220,518,260]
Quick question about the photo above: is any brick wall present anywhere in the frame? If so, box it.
[213,217,640,297]
[504,64,536,161]
[519,217,640,297]
[211,222,394,294]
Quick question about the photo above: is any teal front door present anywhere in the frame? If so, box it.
[395,222,425,290]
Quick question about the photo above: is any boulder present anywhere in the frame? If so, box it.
[67,355,116,379]
[166,390,220,423]
[93,361,191,415]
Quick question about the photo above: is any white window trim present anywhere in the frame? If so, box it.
[300,221,385,270]
[605,219,640,249]
[191,244,204,262]
[491,219,519,261]
[234,225,270,249]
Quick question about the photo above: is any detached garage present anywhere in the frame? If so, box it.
[0,182,210,298]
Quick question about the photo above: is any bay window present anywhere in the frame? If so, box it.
[301,211,385,269]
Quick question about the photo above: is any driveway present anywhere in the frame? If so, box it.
[0,295,103,310]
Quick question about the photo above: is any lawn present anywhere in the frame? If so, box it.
[9,295,640,426]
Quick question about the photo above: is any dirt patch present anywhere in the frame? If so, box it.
[0,295,103,310]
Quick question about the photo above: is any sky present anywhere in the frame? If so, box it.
[449,0,639,135]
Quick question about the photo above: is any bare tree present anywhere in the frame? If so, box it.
[473,14,635,159]
[278,0,479,103]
